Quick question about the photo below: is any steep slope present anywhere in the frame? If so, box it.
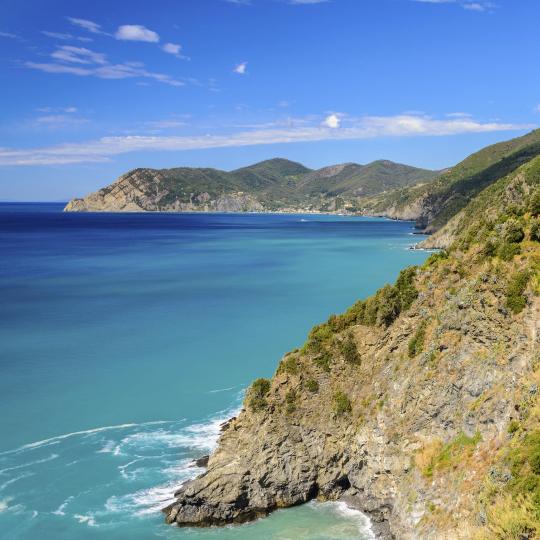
[64,158,436,213]
[364,129,540,232]
[164,156,540,538]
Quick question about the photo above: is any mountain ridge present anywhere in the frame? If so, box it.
[63,158,438,214]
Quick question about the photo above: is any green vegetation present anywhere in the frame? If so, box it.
[248,378,271,412]
[408,322,427,358]
[506,430,540,507]
[285,389,297,414]
[305,378,319,393]
[333,391,352,415]
[366,129,540,233]
[339,333,361,365]
[279,355,299,375]
[506,271,530,314]
[313,351,332,372]
[531,218,540,242]
[423,432,482,478]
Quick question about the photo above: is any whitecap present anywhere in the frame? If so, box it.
[53,495,74,516]
[73,513,97,527]
[0,420,172,456]
[329,502,375,539]
[0,453,59,474]
[0,471,34,491]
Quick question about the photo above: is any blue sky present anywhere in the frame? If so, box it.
[0,0,539,200]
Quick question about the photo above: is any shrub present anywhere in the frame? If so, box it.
[285,389,297,414]
[506,271,530,314]
[498,242,521,262]
[423,251,448,267]
[395,266,420,310]
[333,391,352,415]
[305,378,319,393]
[530,218,540,242]
[340,333,361,365]
[314,351,332,372]
[248,378,271,411]
[508,420,520,434]
[530,191,540,216]
[408,322,427,358]
[503,219,525,244]
[279,355,298,375]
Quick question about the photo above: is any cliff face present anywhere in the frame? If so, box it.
[164,156,540,538]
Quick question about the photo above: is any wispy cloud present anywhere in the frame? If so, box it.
[25,44,185,86]
[289,0,329,4]
[0,31,19,39]
[233,62,247,74]
[42,31,93,43]
[0,114,532,166]
[115,25,159,43]
[67,17,105,34]
[412,0,495,11]
[51,45,107,65]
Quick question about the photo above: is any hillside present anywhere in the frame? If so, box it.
[164,150,540,538]
[63,159,437,213]
[363,129,540,232]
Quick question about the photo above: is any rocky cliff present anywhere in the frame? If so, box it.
[164,155,540,538]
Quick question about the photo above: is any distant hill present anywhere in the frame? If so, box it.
[63,158,438,213]
[362,128,540,232]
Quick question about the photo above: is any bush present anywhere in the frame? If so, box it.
[506,271,530,314]
[498,242,521,262]
[408,322,427,358]
[314,351,332,372]
[340,333,361,365]
[503,219,525,244]
[248,378,271,411]
[530,218,540,242]
[285,389,297,414]
[530,191,540,216]
[333,391,352,415]
[305,378,319,393]
[279,355,298,375]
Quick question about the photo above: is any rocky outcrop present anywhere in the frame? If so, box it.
[164,156,540,538]
[164,265,538,538]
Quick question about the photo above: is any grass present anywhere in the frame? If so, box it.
[408,322,427,358]
[419,432,482,478]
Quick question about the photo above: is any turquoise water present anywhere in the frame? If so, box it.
[0,204,428,539]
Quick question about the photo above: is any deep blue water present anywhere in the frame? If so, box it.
[0,203,428,539]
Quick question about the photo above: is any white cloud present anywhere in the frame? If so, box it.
[322,113,341,129]
[0,114,532,166]
[0,31,19,39]
[233,62,247,74]
[67,17,104,34]
[446,112,473,118]
[115,25,159,43]
[535,105,540,113]
[289,0,329,4]
[42,30,93,43]
[26,44,184,87]
[162,42,188,59]
[51,45,107,65]
[412,0,494,10]
[35,114,89,127]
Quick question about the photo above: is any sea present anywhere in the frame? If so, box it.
[0,203,429,539]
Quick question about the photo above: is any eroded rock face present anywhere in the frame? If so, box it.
[163,258,539,538]
[64,169,265,213]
